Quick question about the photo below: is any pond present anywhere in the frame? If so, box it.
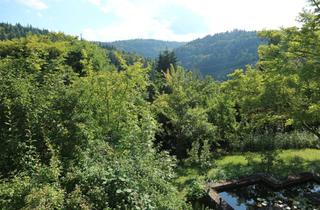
[218,181,320,210]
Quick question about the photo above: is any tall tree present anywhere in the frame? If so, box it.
[155,50,177,73]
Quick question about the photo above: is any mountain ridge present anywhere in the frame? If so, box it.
[105,39,186,58]
[174,30,262,79]
[0,22,263,79]
[106,30,263,79]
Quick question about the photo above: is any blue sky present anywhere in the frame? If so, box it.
[0,0,307,42]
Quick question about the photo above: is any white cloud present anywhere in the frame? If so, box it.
[176,0,306,33]
[18,0,48,10]
[86,0,109,12]
[87,0,101,5]
[84,0,307,41]
[82,24,205,42]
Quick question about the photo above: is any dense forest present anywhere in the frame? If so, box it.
[0,23,49,40]
[0,0,319,209]
[106,39,186,58]
[106,31,262,79]
[174,30,262,79]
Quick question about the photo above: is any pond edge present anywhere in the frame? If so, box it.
[206,172,320,210]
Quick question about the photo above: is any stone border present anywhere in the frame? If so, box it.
[206,172,320,210]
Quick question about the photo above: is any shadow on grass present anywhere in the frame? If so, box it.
[209,156,320,181]
[273,157,320,179]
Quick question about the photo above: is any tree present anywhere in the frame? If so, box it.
[0,34,186,209]
[256,2,320,139]
[155,50,177,73]
[0,22,49,41]
[153,67,217,159]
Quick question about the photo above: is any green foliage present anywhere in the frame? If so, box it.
[186,140,213,170]
[23,184,64,210]
[206,149,320,181]
[107,39,186,58]
[107,31,263,80]
[65,185,92,210]
[0,175,32,210]
[186,141,202,166]
[240,131,319,152]
[0,23,49,40]
[1,1,320,208]
[0,34,112,176]
[256,5,320,139]
[244,134,281,173]
[151,50,178,95]
[206,91,238,149]
[0,34,185,209]
[185,179,206,202]
[56,66,185,209]
[155,50,178,73]
[154,67,217,159]
[108,50,128,71]
[220,4,320,145]
[259,150,280,173]
[175,30,262,79]
[65,40,111,76]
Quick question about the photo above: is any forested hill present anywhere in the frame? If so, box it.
[0,23,49,40]
[105,39,186,58]
[174,30,263,79]
[2,22,262,80]
[0,22,148,71]
[105,31,263,80]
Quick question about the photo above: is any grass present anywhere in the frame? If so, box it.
[176,149,320,195]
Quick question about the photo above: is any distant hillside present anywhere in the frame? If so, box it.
[106,39,186,58]
[1,23,263,79]
[174,30,263,79]
[0,23,149,73]
[0,23,49,40]
[105,31,263,80]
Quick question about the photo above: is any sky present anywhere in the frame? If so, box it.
[0,0,308,42]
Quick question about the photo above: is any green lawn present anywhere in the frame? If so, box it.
[176,149,320,195]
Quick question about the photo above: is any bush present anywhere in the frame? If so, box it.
[24,184,64,210]
[273,131,319,149]
[239,131,318,152]
[65,185,92,210]
[0,175,32,210]
[185,140,213,171]
[186,179,206,202]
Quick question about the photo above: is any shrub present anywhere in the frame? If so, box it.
[24,184,64,210]
[186,179,206,202]
[0,175,32,210]
[239,131,318,152]
[273,131,319,149]
[186,140,213,171]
